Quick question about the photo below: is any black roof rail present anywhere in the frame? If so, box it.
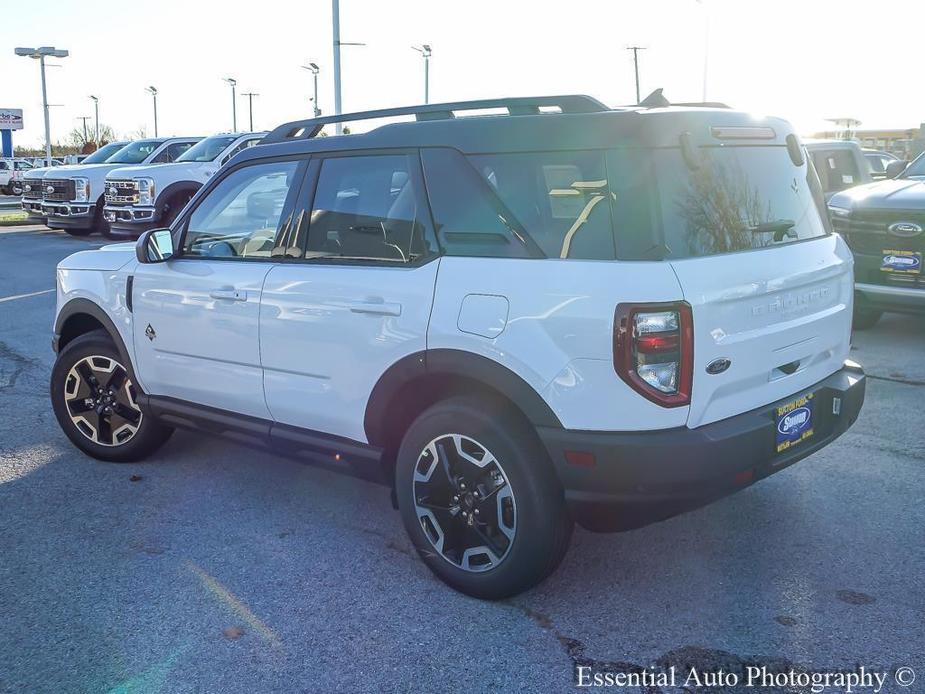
[263,95,610,143]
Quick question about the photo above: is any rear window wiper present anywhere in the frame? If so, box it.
[749,219,796,242]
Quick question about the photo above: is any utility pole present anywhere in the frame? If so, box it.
[412,45,432,103]
[146,86,158,136]
[224,78,237,131]
[626,46,646,104]
[77,116,91,144]
[89,95,99,143]
[242,92,258,131]
[15,46,69,166]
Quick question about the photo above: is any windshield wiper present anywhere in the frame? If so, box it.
[749,219,796,242]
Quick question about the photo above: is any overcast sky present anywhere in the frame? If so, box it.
[3,0,923,148]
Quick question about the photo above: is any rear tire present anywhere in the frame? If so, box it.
[50,330,172,462]
[396,396,572,599]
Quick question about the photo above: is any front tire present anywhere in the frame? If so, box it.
[50,331,172,462]
[62,226,94,237]
[852,306,882,330]
[396,396,572,599]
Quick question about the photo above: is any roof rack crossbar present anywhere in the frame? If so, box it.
[263,95,609,143]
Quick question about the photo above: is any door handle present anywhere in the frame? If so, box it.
[209,288,247,301]
[348,300,401,316]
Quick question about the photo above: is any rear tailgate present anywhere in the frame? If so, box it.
[671,235,854,428]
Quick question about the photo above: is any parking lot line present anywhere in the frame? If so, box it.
[0,288,54,304]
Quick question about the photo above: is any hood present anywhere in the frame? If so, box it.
[57,242,137,272]
[830,177,925,211]
[44,163,129,181]
[106,161,215,184]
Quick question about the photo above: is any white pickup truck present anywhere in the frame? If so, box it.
[0,159,34,195]
[103,132,264,238]
[42,137,201,236]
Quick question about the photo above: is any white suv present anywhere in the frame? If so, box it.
[50,96,866,599]
[103,132,265,239]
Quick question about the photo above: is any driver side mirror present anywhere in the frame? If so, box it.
[885,160,907,179]
[136,228,175,264]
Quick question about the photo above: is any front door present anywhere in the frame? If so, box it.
[132,157,305,418]
[260,152,440,443]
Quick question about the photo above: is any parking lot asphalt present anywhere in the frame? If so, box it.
[1,225,923,694]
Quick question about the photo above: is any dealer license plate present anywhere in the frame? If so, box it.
[775,392,815,455]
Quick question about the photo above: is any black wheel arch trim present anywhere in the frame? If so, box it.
[54,298,133,372]
[156,181,202,210]
[364,348,563,447]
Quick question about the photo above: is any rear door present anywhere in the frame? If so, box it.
[259,151,440,443]
[654,144,854,428]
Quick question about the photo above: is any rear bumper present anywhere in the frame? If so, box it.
[855,283,925,313]
[538,362,865,531]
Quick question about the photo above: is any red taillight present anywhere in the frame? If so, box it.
[614,302,693,407]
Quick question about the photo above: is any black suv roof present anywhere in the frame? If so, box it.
[238,95,796,163]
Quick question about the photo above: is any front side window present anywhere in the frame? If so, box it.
[154,141,195,163]
[305,154,435,262]
[469,151,615,260]
[182,160,300,259]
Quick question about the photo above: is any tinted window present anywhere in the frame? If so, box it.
[305,154,435,262]
[82,142,126,164]
[154,142,195,163]
[108,140,163,164]
[810,149,860,193]
[183,160,299,259]
[176,136,237,163]
[421,148,536,258]
[655,146,828,258]
[469,151,614,260]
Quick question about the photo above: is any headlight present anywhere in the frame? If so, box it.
[137,177,156,206]
[23,183,32,193]
[827,204,851,217]
[72,177,90,202]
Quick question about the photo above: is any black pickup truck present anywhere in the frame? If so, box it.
[828,153,925,328]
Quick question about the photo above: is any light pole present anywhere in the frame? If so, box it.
[224,77,237,131]
[89,95,100,143]
[145,86,158,136]
[77,116,91,144]
[697,0,709,101]
[242,92,258,131]
[301,62,321,117]
[330,0,365,134]
[626,46,646,104]
[412,45,432,104]
[14,46,69,167]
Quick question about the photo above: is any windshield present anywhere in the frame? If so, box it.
[176,135,237,163]
[901,151,925,177]
[107,140,163,164]
[614,146,829,260]
[81,142,126,164]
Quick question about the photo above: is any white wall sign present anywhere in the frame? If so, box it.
[0,109,24,130]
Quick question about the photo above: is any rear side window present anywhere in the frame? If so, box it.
[653,146,829,259]
[468,151,615,260]
[421,148,536,258]
[305,154,436,263]
[810,148,861,193]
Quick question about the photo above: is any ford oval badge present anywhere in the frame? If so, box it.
[888,221,923,237]
[706,358,731,375]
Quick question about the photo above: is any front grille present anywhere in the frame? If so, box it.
[833,209,925,256]
[22,179,43,200]
[105,179,139,205]
[43,179,75,201]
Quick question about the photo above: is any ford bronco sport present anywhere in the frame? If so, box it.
[50,95,866,599]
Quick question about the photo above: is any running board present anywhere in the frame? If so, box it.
[138,394,387,485]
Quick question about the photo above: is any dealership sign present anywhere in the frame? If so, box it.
[0,109,24,130]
